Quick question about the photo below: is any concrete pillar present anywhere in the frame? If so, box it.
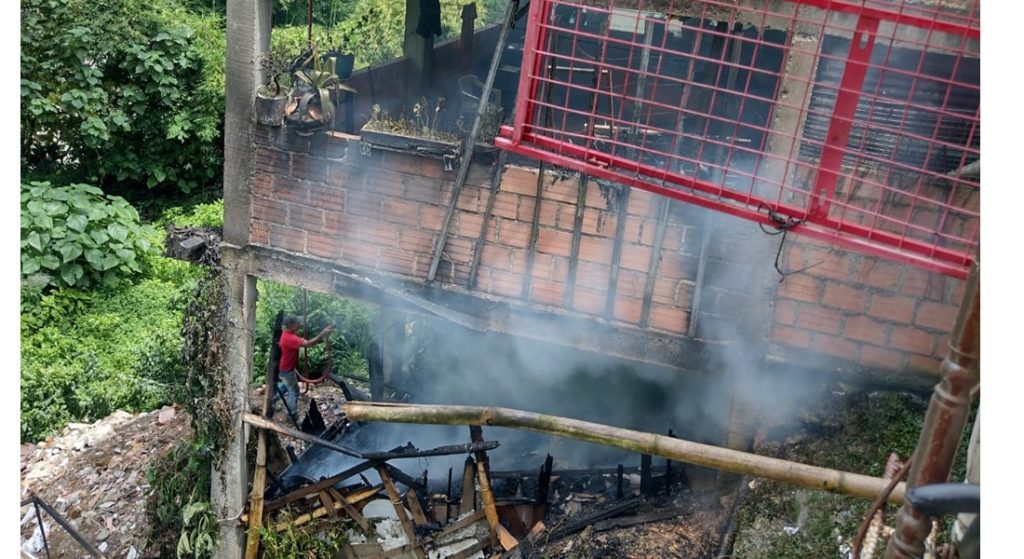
[404,0,434,98]
[213,255,257,559]
[223,0,272,246]
[220,0,271,556]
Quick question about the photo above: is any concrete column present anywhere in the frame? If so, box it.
[404,0,434,99]
[223,0,272,246]
[213,255,257,559]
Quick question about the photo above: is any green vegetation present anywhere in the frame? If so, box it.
[21,0,225,194]
[259,514,348,558]
[21,181,153,291]
[146,437,218,559]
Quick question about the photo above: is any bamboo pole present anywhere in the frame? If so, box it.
[343,402,907,504]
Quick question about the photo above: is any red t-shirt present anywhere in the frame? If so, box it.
[279,330,307,372]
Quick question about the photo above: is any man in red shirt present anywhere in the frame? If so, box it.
[278,315,333,415]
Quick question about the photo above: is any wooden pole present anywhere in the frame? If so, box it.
[343,402,907,503]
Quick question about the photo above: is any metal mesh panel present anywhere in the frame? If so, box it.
[495,0,980,278]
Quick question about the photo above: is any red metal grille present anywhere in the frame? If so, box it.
[495,0,980,278]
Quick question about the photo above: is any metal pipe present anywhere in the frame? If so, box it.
[884,259,980,559]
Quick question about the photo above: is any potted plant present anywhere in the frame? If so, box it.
[286,46,357,135]
[255,50,294,126]
[360,97,462,156]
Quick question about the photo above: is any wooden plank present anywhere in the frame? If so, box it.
[269,484,382,531]
[379,467,427,559]
[242,413,363,458]
[520,161,547,299]
[406,488,429,527]
[319,491,338,518]
[495,524,518,552]
[639,198,671,327]
[459,457,476,516]
[262,459,379,512]
[328,487,372,532]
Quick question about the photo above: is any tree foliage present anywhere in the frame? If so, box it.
[21,0,225,193]
[21,181,153,291]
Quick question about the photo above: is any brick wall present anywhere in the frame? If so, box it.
[249,123,962,378]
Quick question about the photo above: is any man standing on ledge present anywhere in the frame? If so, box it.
[278,315,333,415]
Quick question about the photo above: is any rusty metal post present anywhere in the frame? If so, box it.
[884,259,980,559]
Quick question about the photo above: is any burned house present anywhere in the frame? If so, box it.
[216,0,979,557]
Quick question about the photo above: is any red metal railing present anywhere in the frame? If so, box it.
[496,0,980,278]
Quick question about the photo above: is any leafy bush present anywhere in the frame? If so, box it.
[158,198,224,229]
[21,181,153,291]
[21,0,225,193]
[146,437,217,559]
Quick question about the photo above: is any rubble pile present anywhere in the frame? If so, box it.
[20,406,189,558]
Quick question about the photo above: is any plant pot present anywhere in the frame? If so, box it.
[255,89,291,126]
[360,125,462,157]
[326,52,355,80]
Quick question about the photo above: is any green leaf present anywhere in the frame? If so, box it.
[22,257,41,275]
[108,223,128,243]
[59,244,83,263]
[34,214,54,230]
[85,248,104,269]
[101,255,119,271]
[67,214,88,232]
[90,229,110,245]
[27,231,43,252]
[59,263,84,286]
[40,254,60,270]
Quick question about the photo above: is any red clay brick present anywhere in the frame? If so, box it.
[538,200,559,228]
[843,315,889,345]
[309,185,345,213]
[774,300,798,326]
[382,199,420,227]
[859,345,905,370]
[576,261,611,290]
[358,221,401,247]
[272,176,309,205]
[584,181,610,209]
[796,304,842,335]
[500,166,539,196]
[947,279,966,305]
[494,219,532,249]
[345,191,385,218]
[398,228,436,254]
[868,294,917,323]
[625,191,655,218]
[252,197,287,224]
[771,325,814,348]
[419,205,444,231]
[776,275,821,304]
[442,237,474,264]
[653,277,690,307]
[342,242,379,269]
[323,211,351,236]
[541,176,578,203]
[253,173,274,198]
[535,228,572,258]
[579,236,615,264]
[804,247,854,281]
[821,283,867,312]
[660,224,688,252]
[479,244,513,271]
[906,354,942,374]
[403,176,447,205]
[531,279,566,307]
[455,186,483,213]
[613,296,643,324]
[491,192,520,220]
[582,210,617,237]
[489,269,527,299]
[268,224,305,253]
[812,333,860,361]
[251,221,269,245]
[854,259,902,291]
[382,151,446,180]
[572,287,606,315]
[287,204,325,231]
[254,147,291,176]
[362,173,406,197]
[613,270,645,300]
[455,212,484,239]
[889,326,938,355]
[529,253,554,279]
[291,155,329,183]
[623,218,656,246]
[306,233,341,259]
[378,248,418,276]
[619,244,653,273]
[915,301,958,331]
[649,304,688,334]
[550,256,570,283]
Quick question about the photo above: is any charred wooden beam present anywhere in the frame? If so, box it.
[688,224,713,337]
[536,454,553,506]
[383,463,427,492]
[263,459,380,512]
[269,484,382,531]
[565,176,589,308]
[243,413,364,457]
[342,402,909,503]
[406,488,429,527]
[604,187,631,319]
[468,150,509,289]
[640,453,652,496]
[593,506,688,532]
[548,499,642,542]
[616,464,624,500]
[370,441,500,460]
[521,162,546,299]
[378,467,427,559]
[639,199,671,327]
[459,457,477,516]
[426,0,519,283]
[328,487,372,532]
